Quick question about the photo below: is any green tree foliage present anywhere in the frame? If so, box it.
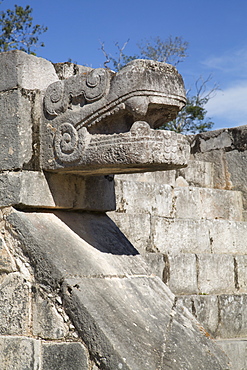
[137,36,188,66]
[0,3,47,54]
[163,76,216,134]
[101,36,217,134]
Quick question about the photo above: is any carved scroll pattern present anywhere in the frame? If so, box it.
[54,122,82,163]
[44,68,110,116]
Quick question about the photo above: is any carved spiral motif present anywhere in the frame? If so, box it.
[84,68,108,102]
[54,123,81,163]
[44,80,67,116]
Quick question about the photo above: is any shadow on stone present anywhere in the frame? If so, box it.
[53,210,139,255]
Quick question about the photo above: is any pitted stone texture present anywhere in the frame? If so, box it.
[0,335,40,370]
[217,339,246,370]
[64,276,230,370]
[41,59,189,175]
[162,300,230,369]
[114,179,173,216]
[0,236,16,273]
[151,218,247,255]
[107,212,151,253]
[218,294,247,339]
[41,121,190,175]
[6,209,147,286]
[235,256,247,292]
[144,253,165,279]
[197,254,235,294]
[42,342,89,370]
[0,272,31,335]
[0,50,58,91]
[33,293,69,339]
[176,160,214,188]
[0,90,33,171]
[0,171,115,211]
[165,253,198,294]
[152,217,210,255]
[178,295,219,337]
[180,294,247,340]
[191,125,247,210]
[6,208,231,370]
[115,169,176,186]
[114,179,243,220]
[173,187,243,221]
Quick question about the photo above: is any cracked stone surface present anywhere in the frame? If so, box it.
[5,207,231,369]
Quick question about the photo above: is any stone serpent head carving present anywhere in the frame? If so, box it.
[41,59,190,175]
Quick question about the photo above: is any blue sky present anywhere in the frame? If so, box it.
[2,0,247,130]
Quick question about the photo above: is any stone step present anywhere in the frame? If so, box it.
[164,252,247,296]
[115,159,215,188]
[114,179,243,221]
[177,294,247,341]
[216,339,247,370]
[5,208,231,370]
[108,213,247,256]
[117,250,247,296]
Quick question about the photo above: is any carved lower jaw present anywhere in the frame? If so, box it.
[42,121,190,176]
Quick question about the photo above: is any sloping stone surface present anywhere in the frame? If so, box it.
[6,208,231,369]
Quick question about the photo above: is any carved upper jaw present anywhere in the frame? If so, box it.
[41,59,189,175]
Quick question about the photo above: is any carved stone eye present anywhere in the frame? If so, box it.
[86,69,100,88]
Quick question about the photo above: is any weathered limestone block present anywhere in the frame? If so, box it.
[209,220,247,255]
[0,49,58,91]
[33,293,69,340]
[191,125,247,210]
[115,169,176,185]
[235,255,247,292]
[197,254,235,294]
[114,179,173,216]
[226,149,247,210]
[152,217,210,254]
[176,160,214,188]
[151,218,247,255]
[0,171,115,211]
[179,294,247,340]
[178,295,219,337]
[114,179,243,220]
[162,299,229,369]
[5,208,231,370]
[217,339,247,370]
[0,272,31,335]
[0,89,33,170]
[108,212,151,253]
[6,209,148,283]
[41,342,89,370]
[165,253,198,294]
[173,187,243,221]
[217,294,247,338]
[143,252,165,279]
[0,236,16,273]
[0,336,40,370]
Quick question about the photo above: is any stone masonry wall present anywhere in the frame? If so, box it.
[109,125,247,369]
[0,208,98,370]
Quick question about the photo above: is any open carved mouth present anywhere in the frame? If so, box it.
[42,59,189,175]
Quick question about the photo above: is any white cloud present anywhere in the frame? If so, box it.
[202,47,247,78]
[206,82,247,127]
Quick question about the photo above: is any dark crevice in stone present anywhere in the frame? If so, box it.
[234,257,240,291]
[162,254,170,284]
